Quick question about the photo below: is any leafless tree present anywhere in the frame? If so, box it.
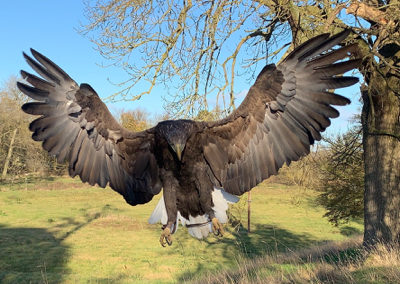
[119,108,151,131]
[81,0,285,116]
[82,0,400,247]
[0,77,66,179]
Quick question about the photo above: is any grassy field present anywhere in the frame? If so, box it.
[0,177,362,283]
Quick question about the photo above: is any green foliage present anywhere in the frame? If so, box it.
[272,127,364,227]
[317,127,364,226]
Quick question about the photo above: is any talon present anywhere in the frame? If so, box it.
[211,217,225,237]
[160,227,172,247]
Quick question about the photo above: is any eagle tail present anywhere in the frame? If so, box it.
[148,187,239,239]
[211,187,239,224]
[148,195,168,225]
[147,195,182,233]
[186,215,213,239]
[186,187,239,239]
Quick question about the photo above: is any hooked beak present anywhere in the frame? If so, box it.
[172,143,184,161]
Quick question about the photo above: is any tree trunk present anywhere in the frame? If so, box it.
[362,70,400,246]
[2,128,18,179]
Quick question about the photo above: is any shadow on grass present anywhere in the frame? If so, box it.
[340,225,362,237]
[178,223,320,282]
[0,205,109,283]
[0,225,69,284]
[182,227,365,283]
[230,223,316,257]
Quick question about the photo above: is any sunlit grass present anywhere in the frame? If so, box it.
[194,237,400,284]
[0,177,362,283]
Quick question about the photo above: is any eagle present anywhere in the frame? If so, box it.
[18,30,360,246]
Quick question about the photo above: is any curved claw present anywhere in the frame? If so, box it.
[211,217,225,237]
[160,227,173,247]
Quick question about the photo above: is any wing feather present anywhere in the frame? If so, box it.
[199,30,359,195]
[19,49,162,205]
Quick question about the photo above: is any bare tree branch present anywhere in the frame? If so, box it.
[82,0,278,116]
[346,1,394,25]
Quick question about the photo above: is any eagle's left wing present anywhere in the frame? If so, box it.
[197,30,360,195]
[18,49,162,205]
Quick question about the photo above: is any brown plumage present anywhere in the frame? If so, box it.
[18,30,360,246]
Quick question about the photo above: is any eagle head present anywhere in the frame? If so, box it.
[157,120,196,161]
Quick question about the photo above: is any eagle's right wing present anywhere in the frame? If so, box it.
[18,49,162,205]
[198,30,360,195]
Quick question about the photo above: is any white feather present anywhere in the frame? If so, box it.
[148,195,168,225]
[148,187,239,239]
[211,187,239,224]
[186,215,212,238]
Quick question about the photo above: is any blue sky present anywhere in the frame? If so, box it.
[0,1,165,116]
[0,1,361,134]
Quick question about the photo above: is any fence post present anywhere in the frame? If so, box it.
[247,191,251,233]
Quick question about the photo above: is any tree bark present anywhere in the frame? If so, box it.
[362,70,400,246]
[2,128,18,179]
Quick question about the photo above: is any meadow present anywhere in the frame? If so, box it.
[0,177,363,283]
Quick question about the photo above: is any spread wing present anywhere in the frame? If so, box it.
[18,49,162,205]
[199,30,360,195]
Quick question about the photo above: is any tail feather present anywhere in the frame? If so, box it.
[148,195,168,225]
[186,215,212,239]
[148,187,239,239]
[212,187,239,223]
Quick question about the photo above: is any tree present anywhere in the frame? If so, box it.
[0,77,66,178]
[274,146,326,188]
[194,107,223,121]
[317,126,364,226]
[119,108,151,131]
[262,0,400,246]
[0,77,31,178]
[343,2,400,246]
[82,0,400,246]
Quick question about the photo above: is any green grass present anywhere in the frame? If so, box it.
[0,177,362,283]
[194,238,400,284]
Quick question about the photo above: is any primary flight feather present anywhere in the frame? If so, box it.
[18,30,360,246]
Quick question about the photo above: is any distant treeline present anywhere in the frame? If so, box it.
[0,78,153,180]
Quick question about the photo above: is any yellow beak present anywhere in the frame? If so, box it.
[173,144,184,161]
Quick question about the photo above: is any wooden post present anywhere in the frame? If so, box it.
[247,191,251,233]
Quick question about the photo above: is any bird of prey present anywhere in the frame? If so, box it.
[18,30,360,246]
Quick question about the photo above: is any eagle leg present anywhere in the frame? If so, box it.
[211,217,225,237]
[160,224,173,247]
[193,163,226,237]
[159,169,179,246]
